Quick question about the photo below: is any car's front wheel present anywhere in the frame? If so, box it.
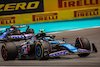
[75,37,91,57]
[35,41,50,60]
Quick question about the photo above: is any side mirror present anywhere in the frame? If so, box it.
[62,38,67,41]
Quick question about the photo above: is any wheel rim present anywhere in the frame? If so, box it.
[36,46,42,57]
[1,47,7,60]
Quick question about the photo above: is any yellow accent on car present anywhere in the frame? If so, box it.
[40,45,43,57]
[38,29,45,32]
[3,43,8,60]
[36,42,43,58]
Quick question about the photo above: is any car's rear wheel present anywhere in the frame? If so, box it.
[75,37,91,57]
[1,42,17,61]
[35,41,51,60]
[26,29,34,34]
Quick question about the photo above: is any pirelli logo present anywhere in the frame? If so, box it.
[32,13,58,21]
[0,17,15,25]
[58,0,99,8]
[74,9,99,17]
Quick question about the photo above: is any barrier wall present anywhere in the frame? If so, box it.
[0,0,100,26]
[0,7,100,26]
[0,0,44,16]
[43,0,100,12]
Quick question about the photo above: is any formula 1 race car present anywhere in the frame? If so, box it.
[1,29,97,61]
[0,25,34,42]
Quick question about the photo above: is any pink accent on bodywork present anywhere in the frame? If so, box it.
[23,45,27,47]
[25,34,33,39]
[78,37,83,48]
[25,34,32,36]
[20,43,25,46]
[2,48,6,57]
[27,46,30,51]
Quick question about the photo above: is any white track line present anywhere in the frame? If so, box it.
[68,26,100,31]
[47,26,100,34]
[90,26,100,28]
[68,29,84,31]
[47,32,61,34]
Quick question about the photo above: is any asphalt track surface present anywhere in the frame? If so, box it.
[0,27,100,67]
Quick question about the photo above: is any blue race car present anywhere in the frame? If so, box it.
[1,29,97,61]
[0,25,34,42]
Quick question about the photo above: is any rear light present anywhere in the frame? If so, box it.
[31,29,34,33]
[19,30,20,34]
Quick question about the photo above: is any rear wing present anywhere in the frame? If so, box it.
[5,25,29,32]
[15,25,29,28]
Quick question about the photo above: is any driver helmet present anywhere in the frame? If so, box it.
[43,37,54,41]
[11,24,15,28]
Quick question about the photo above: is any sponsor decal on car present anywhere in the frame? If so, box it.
[11,34,32,39]
[32,13,58,21]
[0,17,15,25]
[49,50,67,57]
[74,8,99,17]
[78,49,89,53]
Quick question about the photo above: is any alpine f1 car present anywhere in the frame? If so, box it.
[0,25,34,42]
[1,29,97,61]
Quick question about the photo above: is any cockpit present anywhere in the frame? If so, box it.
[31,29,55,41]
[35,33,46,39]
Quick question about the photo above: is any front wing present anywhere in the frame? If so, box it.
[49,44,97,57]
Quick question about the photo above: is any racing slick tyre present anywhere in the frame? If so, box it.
[26,29,34,34]
[1,42,17,61]
[35,41,51,60]
[75,37,91,57]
